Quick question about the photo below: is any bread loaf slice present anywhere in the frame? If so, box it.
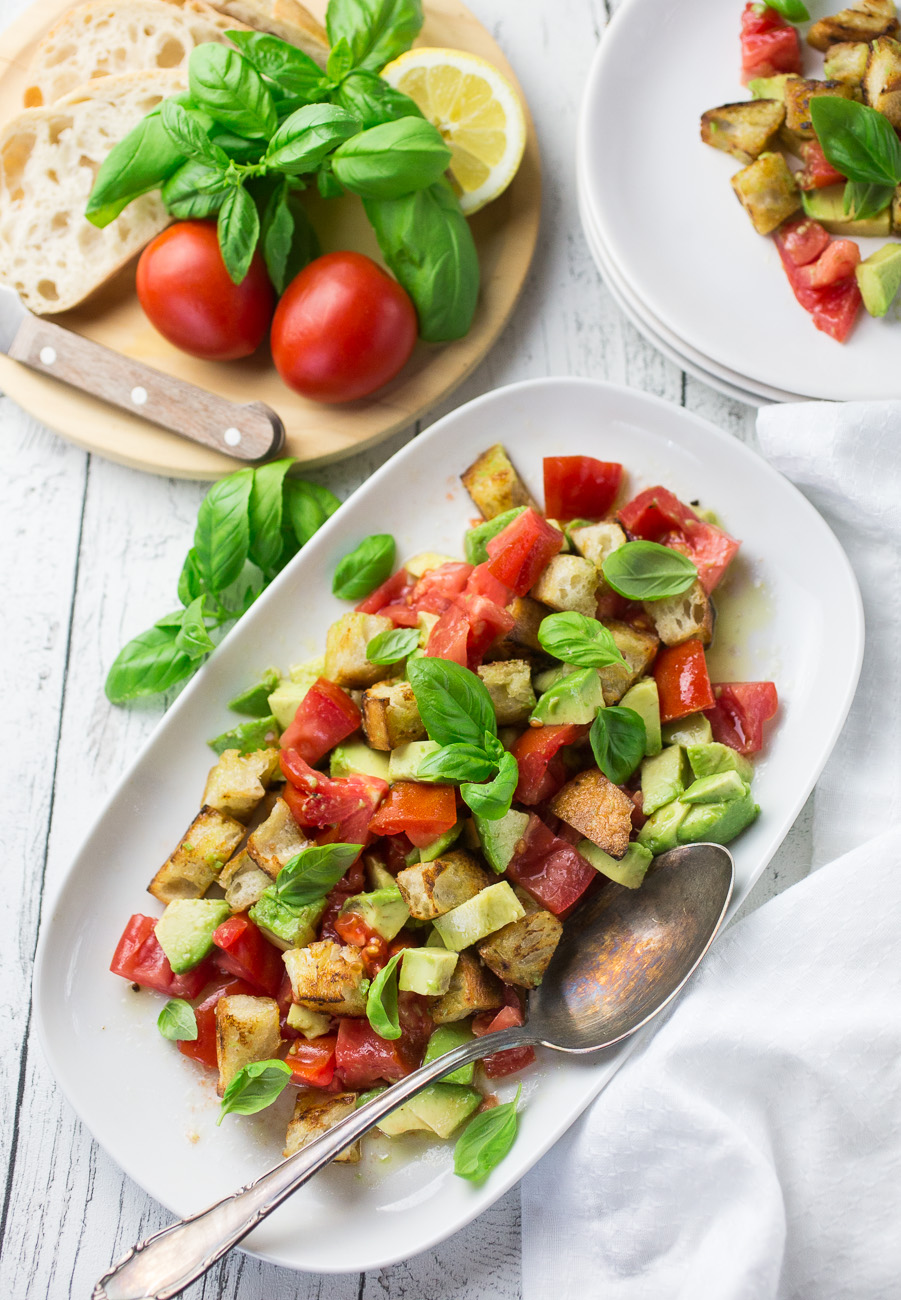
[206,0,329,66]
[0,70,187,314]
[23,0,240,108]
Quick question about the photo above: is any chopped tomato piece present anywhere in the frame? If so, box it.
[740,2,801,83]
[543,456,623,521]
[456,591,515,667]
[279,677,360,764]
[281,750,387,843]
[512,724,584,805]
[505,814,597,915]
[110,914,214,999]
[355,568,413,614]
[705,681,778,755]
[472,998,536,1077]
[797,139,845,192]
[212,914,284,997]
[618,486,740,592]
[334,994,430,1087]
[465,562,513,606]
[287,1034,338,1088]
[485,508,564,596]
[178,977,256,1069]
[368,781,458,847]
[654,641,716,724]
[778,217,831,268]
[379,603,420,627]
[425,601,470,665]
[411,562,473,615]
[334,909,389,975]
[775,227,862,343]
[797,240,860,288]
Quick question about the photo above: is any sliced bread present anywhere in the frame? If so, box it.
[205,0,329,66]
[0,70,187,314]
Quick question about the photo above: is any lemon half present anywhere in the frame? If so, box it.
[381,47,527,214]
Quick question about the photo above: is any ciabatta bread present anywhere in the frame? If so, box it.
[206,0,329,66]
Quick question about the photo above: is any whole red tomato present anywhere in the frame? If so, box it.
[270,251,418,403]
[136,221,274,361]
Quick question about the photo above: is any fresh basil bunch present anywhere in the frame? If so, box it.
[105,459,339,706]
[86,0,480,338]
[810,98,901,225]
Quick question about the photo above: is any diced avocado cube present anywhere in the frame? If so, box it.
[419,819,465,862]
[154,898,231,973]
[249,889,327,950]
[426,926,446,948]
[577,839,653,889]
[802,184,892,236]
[677,791,759,846]
[855,244,901,317]
[406,1083,482,1138]
[533,663,576,695]
[747,73,795,101]
[372,1097,433,1136]
[398,947,459,995]
[432,882,526,952]
[661,713,713,746]
[339,888,410,941]
[286,1003,332,1038]
[365,856,398,892]
[638,799,689,856]
[387,740,441,783]
[530,666,604,726]
[208,715,280,757]
[464,507,526,564]
[641,746,690,816]
[228,668,282,717]
[620,679,662,756]
[330,741,391,782]
[268,680,315,730]
[423,1021,476,1084]
[686,742,753,783]
[682,771,748,805]
[475,807,530,874]
[288,655,325,686]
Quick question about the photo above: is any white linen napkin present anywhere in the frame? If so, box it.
[521,401,901,1299]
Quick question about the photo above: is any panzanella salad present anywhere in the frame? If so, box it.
[701,0,901,340]
[110,447,778,1179]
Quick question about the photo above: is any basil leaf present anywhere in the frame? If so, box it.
[364,178,479,341]
[158,998,198,1042]
[217,183,261,285]
[226,30,330,102]
[177,548,205,606]
[537,611,626,669]
[810,97,901,187]
[174,596,215,659]
[367,626,420,664]
[333,533,395,598]
[217,1059,291,1125]
[261,182,320,292]
[407,657,498,748]
[366,950,404,1040]
[843,179,894,220]
[105,623,195,704]
[602,541,698,601]
[275,843,364,907]
[336,70,423,129]
[454,1082,521,1181]
[188,43,277,138]
[160,98,229,168]
[333,117,451,198]
[462,750,518,820]
[86,111,185,227]
[318,167,345,199]
[194,469,254,593]
[248,458,295,575]
[589,706,646,785]
[285,478,340,547]
[161,157,232,219]
[327,35,356,83]
[767,0,809,18]
[265,103,361,175]
[326,0,423,73]
[417,742,497,784]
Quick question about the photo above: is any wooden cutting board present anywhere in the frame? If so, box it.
[0,0,541,478]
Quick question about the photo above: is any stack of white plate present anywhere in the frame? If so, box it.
[577,0,901,405]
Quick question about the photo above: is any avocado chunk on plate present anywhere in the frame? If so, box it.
[578,839,653,889]
[475,807,530,873]
[249,890,327,950]
[682,770,749,804]
[641,745,690,816]
[154,898,231,973]
[339,888,410,941]
[530,666,604,726]
[855,244,901,316]
[687,742,753,783]
[330,740,391,782]
[432,881,525,951]
[802,184,892,236]
[677,790,759,846]
[398,947,459,995]
[422,1021,477,1084]
[620,678,662,756]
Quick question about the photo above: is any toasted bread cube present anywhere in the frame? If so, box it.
[549,769,633,859]
[569,521,626,570]
[215,994,281,1096]
[824,39,871,83]
[477,908,563,988]
[325,612,395,689]
[483,596,551,663]
[808,0,898,51]
[219,850,272,911]
[731,152,801,234]
[283,940,368,1016]
[461,444,537,520]
[246,797,310,880]
[477,660,536,725]
[283,1090,360,1162]
[784,78,856,140]
[148,806,245,904]
[530,554,599,618]
[598,620,660,704]
[863,35,901,124]
[396,850,493,920]
[362,678,426,749]
[201,747,280,822]
[643,582,713,648]
[700,99,785,163]
[429,951,504,1024]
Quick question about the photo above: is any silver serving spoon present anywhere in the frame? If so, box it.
[94,841,734,1300]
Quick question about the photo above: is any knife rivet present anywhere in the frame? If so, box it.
[131,386,148,406]
[224,427,242,447]
[39,346,56,366]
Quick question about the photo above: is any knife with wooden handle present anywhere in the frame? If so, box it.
[0,285,284,462]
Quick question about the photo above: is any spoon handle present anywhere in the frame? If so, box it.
[93,1027,532,1300]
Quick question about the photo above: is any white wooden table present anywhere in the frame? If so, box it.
[0,0,816,1294]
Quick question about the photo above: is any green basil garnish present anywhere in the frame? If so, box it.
[332,117,451,199]
[275,843,363,907]
[766,0,809,20]
[454,1082,522,1182]
[194,468,255,593]
[366,950,405,1040]
[263,102,361,174]
[417,742,499,784]
[260,180,321,294]
[174,595,215,659]
[157,998,198,1042]
[602,541,697,601]
[367,626,420,664]
[461,749,518,821]
[285,478,340,547]
[842,179,894,221]
[589,706,646,785]
[247,458,294,578]
[537,611,627,668]
[336,70,424,129]
[217,1059,292,1125]
[407,658,498,748]
[810,97,901,188]
[333,533,396,599]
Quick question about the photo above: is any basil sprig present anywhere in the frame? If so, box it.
[811,97,901,188]
[157,998,198,1042]
[462,750,519,820]
[842,179,895,221]
[275,843,363,907]
[366,949,405,1040]
[589,706,646,785]
[418,742,498,784]
[602,541,697,601]
[105,460,339,706]
[367,626,420,664]
[454,1082,522,1182]
[332,118,451,198]
[767,0,809,20]
[537,612,626,668]
[217,1059,292,1125]
[333,533,396,599]
[327,0,424,74]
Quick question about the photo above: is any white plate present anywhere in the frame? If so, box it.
[33,379,863,1274]
[580,0,901,401]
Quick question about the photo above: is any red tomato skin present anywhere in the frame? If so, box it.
[797,140,845,191]
[178,977,256,1069]
[654,641,716,724]
[740,3,801,82]
[512,724,585,804]
[334,994,429,1087]
[110,914,214,998]
[779,218,831,268]
[505,814,598,915]
[425,601,470,665]
[618,487,740,593]
[798,240,860,289]
[356,568,413,614]
[280,677,361,764]
[705,681,778,755]
[486,509,565,596]
[411,562,474,615]
[287,1035,338,1088]
[543,456,623,521]
[212,915,285,998]
[473,1000,537,1077]
[774,228,862,343]
[271,252,417,403]
[136,221,274,361]
[368,782,458,847]
[280,750,388,845]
